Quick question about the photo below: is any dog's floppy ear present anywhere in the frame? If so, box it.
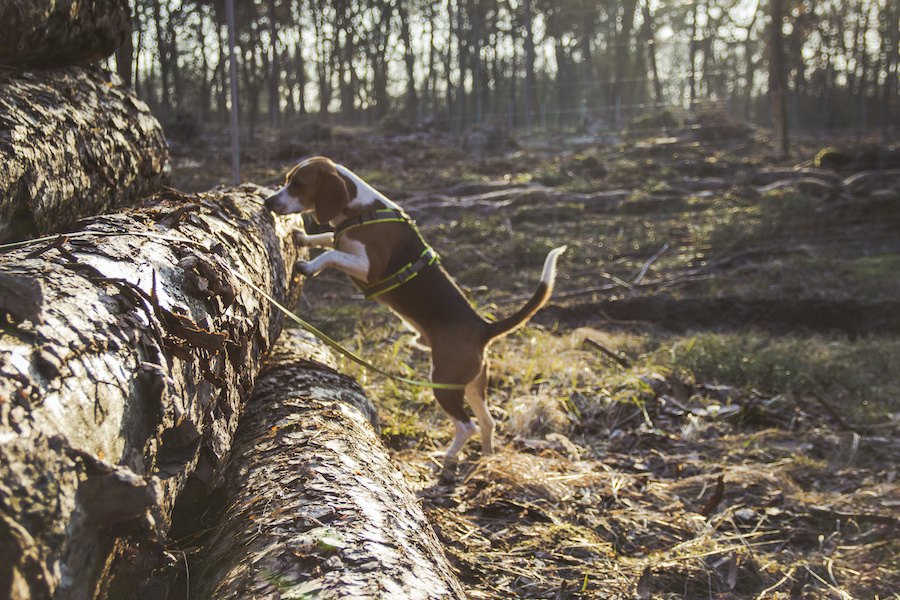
[313,166,350,224]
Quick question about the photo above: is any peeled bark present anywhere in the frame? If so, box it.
[0,0,130,67]
[189,331,466,600]
[0,186,303,599]
[0,66,169,244]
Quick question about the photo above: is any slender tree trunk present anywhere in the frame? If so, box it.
[0,186,304,599]
[769,0,789,156]
[642,0,664,106]
[398,0,419,118]
[445,0,455,119]
[554,37,567,128]
[522,0,536,129]
[216,23,229,119]
[882,0,899,133]
[186,332,466,600]
[610,0,638,125]
[166,4,182,110]
[196,13,210,123]
[456,0,469,127]
[296,39,308,114]
[689,1,699,109]
[313,0,331,115]
[151,0,172,116]
[133,4,145,97]
[0,0,130,66]
[743,2,760,120]
[0,67,169,244]
[267,0,281,128]
[427,2,437,112]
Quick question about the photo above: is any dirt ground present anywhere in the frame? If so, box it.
[172,121,900,599]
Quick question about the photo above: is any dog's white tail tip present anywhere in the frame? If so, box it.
[540,245,567,285]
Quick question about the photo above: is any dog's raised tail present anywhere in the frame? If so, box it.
[485,245,567,341]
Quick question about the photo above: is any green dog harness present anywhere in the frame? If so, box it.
[334,208,440,299]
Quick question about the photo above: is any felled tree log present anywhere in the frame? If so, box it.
[0,0,130,67]
[188,331,466,600]
[0,186,303,599]
[0,66,168,243]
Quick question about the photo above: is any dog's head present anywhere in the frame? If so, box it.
[265,156,353,224]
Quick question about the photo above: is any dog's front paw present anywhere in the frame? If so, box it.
[294,260,316,278]
[292,228,310,246]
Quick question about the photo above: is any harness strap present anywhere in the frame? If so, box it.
[335,207,441,299]
[363,246,439,299]
[334,208,408,240]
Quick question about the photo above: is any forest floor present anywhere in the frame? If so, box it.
[171,120,900,599]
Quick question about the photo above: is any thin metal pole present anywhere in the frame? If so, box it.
[226,0,241,184]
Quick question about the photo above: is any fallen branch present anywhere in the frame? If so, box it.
[583,337,632,369]
[632,242,670,285]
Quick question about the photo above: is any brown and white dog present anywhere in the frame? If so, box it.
[265,156,565,461]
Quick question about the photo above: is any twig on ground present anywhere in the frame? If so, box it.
[582,337,632,369]
[632,242,670,285]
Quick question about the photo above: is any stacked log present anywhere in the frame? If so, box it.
[0,187,304,599]
[0,0,131,67]
[187,331,466,600]
[0,67,169,243]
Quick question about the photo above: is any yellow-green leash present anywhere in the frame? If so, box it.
[0,232,465,391]
[230,270,464,390]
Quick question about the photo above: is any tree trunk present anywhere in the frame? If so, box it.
[0,0,130,67]
[769,0,789,157]
[266,0,280,128]
[186,331,466,600]
[522,0,536,129]
[610,0,638,125]
[151,0,172,116]
[642,0,664,106]
[689,1,699,108]
[742,2,760,121]
[0,185,304,599]
[0,66,169,244]
[397,0,419,118]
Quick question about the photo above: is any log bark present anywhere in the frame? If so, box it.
[0,0,130,67]
[0,186,303,599]
[187,331,466,600]
[0,66,169,244]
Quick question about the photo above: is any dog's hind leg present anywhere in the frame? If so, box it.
[432,345,482,460]
[466,364,494,455]
[434,386,476,459]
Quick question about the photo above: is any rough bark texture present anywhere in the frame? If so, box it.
[0,0,130,67]
[0,186,303,599]
[189,331,466,600]
[0,66,169,244]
